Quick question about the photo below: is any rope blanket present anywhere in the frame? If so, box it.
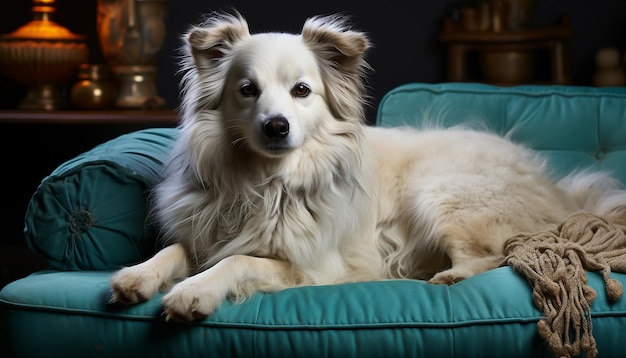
[501,212,626,358]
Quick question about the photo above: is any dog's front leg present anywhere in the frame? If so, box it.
[110,243,190,304]
[162,255,303,322]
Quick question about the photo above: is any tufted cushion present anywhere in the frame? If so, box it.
[377,83,626,183]
[23,128,178,271]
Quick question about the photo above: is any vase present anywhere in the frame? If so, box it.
[97,0,167,109]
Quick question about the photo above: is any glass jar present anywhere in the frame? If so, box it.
[70,64,117,110]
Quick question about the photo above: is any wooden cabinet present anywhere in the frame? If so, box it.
[0,110,178,288]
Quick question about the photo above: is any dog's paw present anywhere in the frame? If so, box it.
[161,281,224,322]
[110,266,161,304]
[428,268,473,285]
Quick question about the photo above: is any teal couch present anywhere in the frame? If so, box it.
[2,83,626,357]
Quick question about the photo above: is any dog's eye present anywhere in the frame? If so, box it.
[240,82,258,97]
[291,83,311,98]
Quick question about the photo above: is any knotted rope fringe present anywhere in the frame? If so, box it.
[501,212,626,358]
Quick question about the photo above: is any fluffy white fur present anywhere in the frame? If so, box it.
[110,11,626,321]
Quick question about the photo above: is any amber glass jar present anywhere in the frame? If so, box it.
[70,64,117,110]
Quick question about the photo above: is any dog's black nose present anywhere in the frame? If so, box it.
[262,116,290,139]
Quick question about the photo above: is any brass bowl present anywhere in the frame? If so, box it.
[0,0,89,110]
[0,40,88,86]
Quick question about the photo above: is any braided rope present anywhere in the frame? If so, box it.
[502,212,626,358]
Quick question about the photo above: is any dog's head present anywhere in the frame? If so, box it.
[179,11,370,159]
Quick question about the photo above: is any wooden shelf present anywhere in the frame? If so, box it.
[0,109,180,125]
[439,20,571,43]
[439,16,572,85]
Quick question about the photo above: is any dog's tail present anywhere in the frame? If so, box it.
[558,169,626,222]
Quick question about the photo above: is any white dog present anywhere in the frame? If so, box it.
[110,11,626,321]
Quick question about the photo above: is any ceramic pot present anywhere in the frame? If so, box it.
[480,50,537,84]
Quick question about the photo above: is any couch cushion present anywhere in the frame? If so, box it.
[377,83,626,184]
[2,268,625,357]
[23,128,178,271]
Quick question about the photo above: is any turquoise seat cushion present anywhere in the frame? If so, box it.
[23,128,178,271]
[2,268,625,357]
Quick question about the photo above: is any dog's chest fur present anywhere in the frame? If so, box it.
[195,146,366,273]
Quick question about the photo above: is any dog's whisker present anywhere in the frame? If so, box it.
[230,137,245,149]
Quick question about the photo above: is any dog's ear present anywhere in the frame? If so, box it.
[185,11,251,67]
[301,15,370,69]
[302,15,371,122]
[177,11,251,115]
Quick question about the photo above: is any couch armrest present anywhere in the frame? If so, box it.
[24,127,178,271]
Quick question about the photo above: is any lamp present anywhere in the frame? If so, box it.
[0,0,89,110]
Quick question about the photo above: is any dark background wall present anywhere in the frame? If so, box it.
[1,0,626,122]
[0,0,625,286]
